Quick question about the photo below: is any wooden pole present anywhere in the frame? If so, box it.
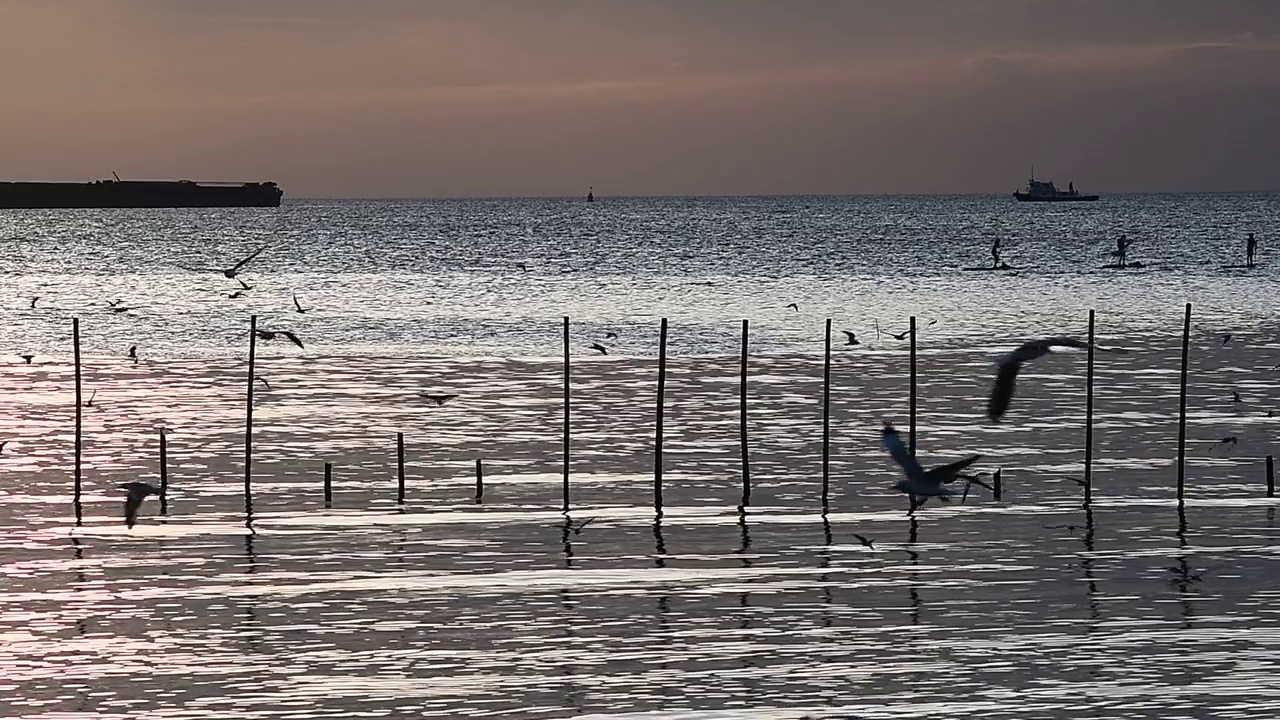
[1084,309,1095,506]
[244,315,256,516]
[1267,455,1275,498]
[909,315,917,456]
[654,317,668,514]
[73,318,82,522]
[562,316,570,512]
[396,432,406,504]
[1177,303,1191,503]
[475,458,484,503]
[822,318,832,508]
[739,319,750,509]
[159,428,169,515]
[992,467,1003,501]
[323,462,333,508]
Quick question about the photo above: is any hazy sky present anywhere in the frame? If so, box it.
[2,0,1278,197]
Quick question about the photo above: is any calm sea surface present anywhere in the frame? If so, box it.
[3,194,1280,718]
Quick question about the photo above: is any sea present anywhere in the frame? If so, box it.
[2,193,1280,719]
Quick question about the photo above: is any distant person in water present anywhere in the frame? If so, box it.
[991,238,1002,268]
[1114,234,1133,268]
[1247,233,1258,267]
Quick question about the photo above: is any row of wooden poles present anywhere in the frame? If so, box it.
[69,304,1276,523]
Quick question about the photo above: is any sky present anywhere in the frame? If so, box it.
[1,0,1278,197]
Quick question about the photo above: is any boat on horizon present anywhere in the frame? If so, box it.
[1013,172,1098,202]
[0,174,283,209]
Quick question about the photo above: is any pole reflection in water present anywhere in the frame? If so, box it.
[906,516,921,626]
[561,516,575,568]
[1173,504,1196,629]
[1081,506,1101,624]
[819,512,834,628]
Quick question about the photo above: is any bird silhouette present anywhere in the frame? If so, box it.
[881,423,982,509]
[106,299,124,307]
[255,375,271,390]
[589,343,608,355]
[19,354,34,364]
[421,393,458,406]
[29,296,39,309]
[84,389,97,407]
[1232,391,1243,404]
[605,331,618,341]
[1214,436,1238,449]
[109,306,134,314]
[842,330,860,346]
[227,290,247,299]
[1222,334,1233,347]
[292,294,311,314]
[121,481,162,529]
[570,517,596,535]
[987,337,1096,421]
[224,246,267,278]
[256,329,304,349]
[851,533,875,549]
[887,329,912,341]
[786,303,799,312]
[237,278,253,290]
[127,345,137,363]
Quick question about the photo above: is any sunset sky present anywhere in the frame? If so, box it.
[2,0,1278,197]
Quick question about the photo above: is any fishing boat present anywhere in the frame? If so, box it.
[1013,172,1098,202]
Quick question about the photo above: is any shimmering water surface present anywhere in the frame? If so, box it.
[3,195,1280,718]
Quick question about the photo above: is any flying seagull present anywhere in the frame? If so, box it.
[121,481,162,529]
[1214,436,1238,449]
[842,331,860,346]
[223,246,267,278]
[255,375,271,390]
[570,517,596,535]
[604,331,618,341]
[887,329,912,341]
[589,343,608,355]
[880,423,982,510]
[29,296,39,309]
[19,354,34,364]
[987,336,1095,422]
[106,299,123,307]
[421,393,458,406]
[227,290,247,299]
[255,329,304,349]
[84,389,97,407]
[237,278,253,290]
[1222,334,1233,347]
[851,533,875,549]
[292,294,310,314]
[109,306,135,314]
[127,345,137,363]
[786,303,799,312]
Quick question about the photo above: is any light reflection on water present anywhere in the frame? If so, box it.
[2,196,1280,717]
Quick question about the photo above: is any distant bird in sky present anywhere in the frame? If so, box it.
[570,517,596,535]
[927,319,939,326]
[19,354,34,364]
[887,329,912,341]
[256,329,304,349]
[84,389,97,407]
[786,303,799,312]
[605,331,618,341]
[121,481,162,529]
[127,345,137,363]
[1222,334,1233,347]
[881,423,982,510]
[106,299,123,307]
[109,306,134,314]
[292,294,311,314]
[987,336,1095,421]
[237,278,253,290]
[224,246,267,278]
[255,375,271,390]
[842,330,860,346]
[851,533,875,549]
[421,393,458,406]
[589,343,608,355]
[29,296,39,309]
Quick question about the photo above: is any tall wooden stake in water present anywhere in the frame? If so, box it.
[562,316,570,512]
[323,462,333,508]
[159,428,169,515]
[822,318,832,507]
[73,318,82,520]
[396,432,406,504]
[475,458,484,503]
[739,319,750,509]
[908,315,917,455]
[1176,303,1191,502]
[1084,309,1096,506]
[1267,455,1275,498]
[992,467,1003,501]
[244,315,257,515]
[654,318,668,514]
